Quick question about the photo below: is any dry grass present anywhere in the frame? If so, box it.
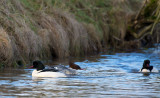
[107,0,144,48]
[0,0,102,66]
[38,12,70,58]
[0,0,153,67]
[37,9,101,57]
[0,0,42,66]
[0,28,12,66]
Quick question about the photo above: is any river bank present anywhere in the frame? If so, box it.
[0,0,159,67]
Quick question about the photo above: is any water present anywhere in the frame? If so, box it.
[0,48,160,98]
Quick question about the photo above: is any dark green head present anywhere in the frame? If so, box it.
[143,60,150,68]
[31,60,45,71]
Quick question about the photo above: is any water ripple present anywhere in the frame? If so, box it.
[0,49,160,97]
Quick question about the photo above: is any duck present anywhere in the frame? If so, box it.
[139,60,159,73]
[69,61,83,70]
[31,60,76,77]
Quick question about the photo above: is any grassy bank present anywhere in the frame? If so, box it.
[0,0,159,67]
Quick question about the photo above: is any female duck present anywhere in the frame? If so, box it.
[69,61,82,70]
[31,60,76,77]
[139,60,159,73]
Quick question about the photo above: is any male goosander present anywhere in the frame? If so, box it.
[139,60,159,73]
[31,60,76,77]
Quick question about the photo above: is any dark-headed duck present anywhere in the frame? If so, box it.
[31,60,76,77]
[139,60,159,73]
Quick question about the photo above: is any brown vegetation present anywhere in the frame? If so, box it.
[0,0,101,67]
[0,0,159,67]
[126,0,160,47]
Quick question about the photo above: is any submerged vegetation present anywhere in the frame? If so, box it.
[0,0,159,67]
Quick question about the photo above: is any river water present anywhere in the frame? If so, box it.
[0,48,160,97]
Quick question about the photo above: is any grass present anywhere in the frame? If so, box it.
[0,0,158,67]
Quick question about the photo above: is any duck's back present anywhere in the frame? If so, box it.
[55,65,77,75]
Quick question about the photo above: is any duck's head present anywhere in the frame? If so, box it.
[143,60,150,67]
[31,60,45,71]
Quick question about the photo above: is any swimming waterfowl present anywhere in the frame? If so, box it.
[31,60,76,77]
[139,60,159,73]
[69,61,82,70]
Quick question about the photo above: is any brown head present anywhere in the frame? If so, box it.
[69,61,81,70]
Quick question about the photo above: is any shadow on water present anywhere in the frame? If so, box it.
[0,48,160,97]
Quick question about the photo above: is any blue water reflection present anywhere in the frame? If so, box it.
[0,48,160,97]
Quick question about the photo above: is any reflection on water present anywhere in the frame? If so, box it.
[0,48,160,97]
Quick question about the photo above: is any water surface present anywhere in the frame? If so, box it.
[0,48,160,97]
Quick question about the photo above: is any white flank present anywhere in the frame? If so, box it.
[32,70,67,77]
[139,67,159,73]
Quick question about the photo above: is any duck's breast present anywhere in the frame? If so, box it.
[140,69,150,73]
